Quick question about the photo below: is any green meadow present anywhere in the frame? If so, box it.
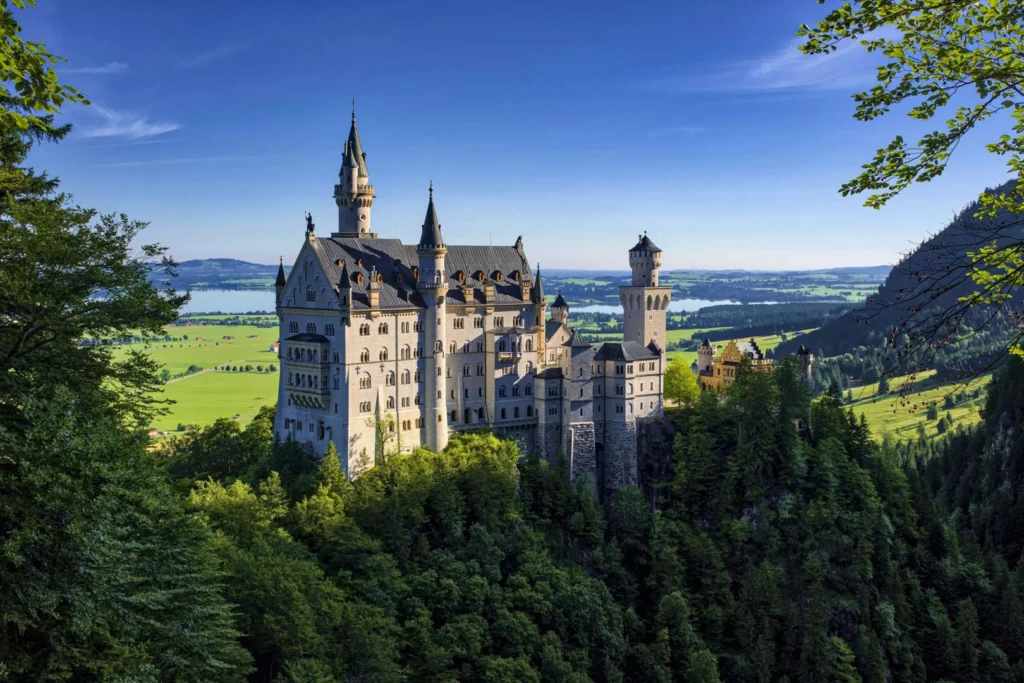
[112,322,281,431]
[847,369,990,442]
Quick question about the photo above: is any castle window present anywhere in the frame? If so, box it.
[402,370,411,384]
[318,421,325,440]
[359,376,371,389]
[413,320,422,332]
[526,361,534,374]
[526,405,533,417]
[385,372,395,386]
[514,406,520,418]
[494,271,503,282]
[379,349,388,362]
[456,271,465,283]
[579,367,584,377]
[580,388,584,398]
[415,371,422,383]
[355,272,364,284]
[289,322,299,333]
[580,408,584,417]
[378,322,388,335]
[449,342,457,354]
[451,410,458,422]
[474,317,484,329]
[499,386,506,398]
[415,394,421,404]
[401,321,409,333]
[525,384,532,395]
[416,417,424,428]
[525,339,533,352]
[386,396,395,409]
[463,342,470,353]
[402,397,410,407]
[412,266,419,281]
[477,408,484,420]
[333,352,339,363]
[477,342,484,352]
[453,318,465,330]
[360,349,370,363]
[306,323,316,334]
[401,345,411,360]
[446,367,452,378]
[627,365,634,374]
[435,341,442,353]
[477,363,484,376]
[464,408,472,424]
[414,347,420,358]
[359,401,371,412]
[325,324,335,335]
[513,385,520,396]
[306,289,315,302]
[500,408,506,419]
[333,377,339,390]
[513,316,524,327]
[473,270,484,281]
[359,323,370,336]
[498,340,506,352]
[494,317,504,328]
[463,364,471,377]
[511,270,520,282]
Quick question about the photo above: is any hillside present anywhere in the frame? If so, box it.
[149,258,286,290]
[778,180,1023,368]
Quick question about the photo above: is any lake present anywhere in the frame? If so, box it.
[181,290,766,316]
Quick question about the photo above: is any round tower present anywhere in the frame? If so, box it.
[619,232,672,348]
[333,106,376,238]
[551,293,569,324]
[697,338,714,374]
[417,184,449,452]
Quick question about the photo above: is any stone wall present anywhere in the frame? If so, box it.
[636,415,677,509]
[568,422,597,494]
[602,419,638,500]
[535,422,562,465]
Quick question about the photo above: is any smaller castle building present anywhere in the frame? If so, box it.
[695,338,813,391]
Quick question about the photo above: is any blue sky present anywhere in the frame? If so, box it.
[23,0,1010,270]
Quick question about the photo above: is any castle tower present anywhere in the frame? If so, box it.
[417,184,449,452]
[619,232,672,348]
[333,106,375,238]
[797,344,814,390]
[551,293,569,324]
[697,338,713,374]
[274,257,286,308]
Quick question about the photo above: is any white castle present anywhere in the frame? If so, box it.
[274,112,670,496]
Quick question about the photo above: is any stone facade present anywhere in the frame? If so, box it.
[273,114,669,495]
[695,337,814,392]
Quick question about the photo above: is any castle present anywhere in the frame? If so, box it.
[695,338,813,391]
[273,112,668,497]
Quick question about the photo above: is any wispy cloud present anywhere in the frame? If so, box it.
[645,126,706,137]
[645,34,888,94]
[99,155,274,168]
[82,105,180,140]
[64,61,130,75]
[177,41,246,69]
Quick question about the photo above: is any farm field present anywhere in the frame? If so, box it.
[111,322,282,431]
[848,369,990,442]
[151,370,277,432]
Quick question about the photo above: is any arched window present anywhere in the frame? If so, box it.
[333,377,339,389]
[379,322,388,335]
[451,410,458,422]
[401,345,411,359]
[463,364,471,377]
[514,407,520,418]
[500,408,506,419]
[527,405,533,417]
[449,342,457,354]
[385,371,395,386]
[579,367,584,377]
[379,349,388,362]
[360,323,370,336]
[464,408,472,424]
[401,370,411,384]
[317,421,325,439]
[360,349,370,363]
[498,386,506,397]
[477,408,485,420]
[477,363,485,376]
[386,396,395,409]
[525,339,533,352]
[435,341,443,353]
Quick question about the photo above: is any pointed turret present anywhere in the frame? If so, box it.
[531,264,545,304]
[418,183,444,248]
[337,260,351,290]
[275,258,286,287]
[346,106,369,177]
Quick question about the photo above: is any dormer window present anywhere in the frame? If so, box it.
[355,272,364,284]
[510,270,520,282]
[376,271,383,283]
[494,271,503,282]
[412,266,420,281]
[473,270,485,281]
[456,271,465,283]
[356,258,364,268]
[335,258,344,267]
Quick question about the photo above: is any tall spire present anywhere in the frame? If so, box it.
[346,102,369,178]
[418,182,444,248]
[532,264,545,303]
[337,260,352,290]
[275,257,286,287]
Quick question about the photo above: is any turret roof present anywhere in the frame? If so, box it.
[629,232,661,253]
[275,259,286,287]
[346,111,369,178]
[418,185,444,248]
[531,265,545,304]
[553,293,568,308]
[337,259,352,290]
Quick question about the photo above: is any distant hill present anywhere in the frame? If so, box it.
[778,180,1023,364]
[149,259,286,291]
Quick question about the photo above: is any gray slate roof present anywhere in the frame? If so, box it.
[310,237,534,311]
[629,232,661,253]
[594,341,659,361]
[419,190,444,247]
[552,293,568,308]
